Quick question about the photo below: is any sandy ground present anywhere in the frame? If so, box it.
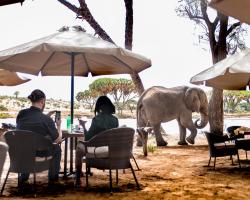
[1,134,250,200]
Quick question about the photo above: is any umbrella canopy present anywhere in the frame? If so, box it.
[0,69,30,86]
[190,48,250,90]
[0,26,151,76]
[0,26,151,126]
[209,0,250,25]
[0,0,24,6]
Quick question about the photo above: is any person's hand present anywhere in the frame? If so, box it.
[47,110,56,117]
[55,118,62,128]
[78,119,87,128]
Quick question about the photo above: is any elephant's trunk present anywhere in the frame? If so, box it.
[195,91,209,129]
[195,111,208,129]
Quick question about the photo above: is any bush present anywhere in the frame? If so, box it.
[0,113,12,119]
[0,105,8,111]
[147,144,156,153]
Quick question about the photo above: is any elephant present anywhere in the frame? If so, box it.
[136,86,209,146]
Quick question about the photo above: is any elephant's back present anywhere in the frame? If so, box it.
[142,85,188,98]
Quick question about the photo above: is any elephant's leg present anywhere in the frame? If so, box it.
[177,119,188,145]
[186,125,197,144]
[136,134,143,146]
[180,112,197,144]
[153,123,167,146]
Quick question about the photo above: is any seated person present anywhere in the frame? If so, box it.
[0,127,9,182]
[0,141,8,183]
[16,89,62,184]
[75,96,119,186]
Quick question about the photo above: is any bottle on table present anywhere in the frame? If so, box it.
[66,114,71,132]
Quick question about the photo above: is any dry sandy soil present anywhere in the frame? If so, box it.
[1,133,250,200]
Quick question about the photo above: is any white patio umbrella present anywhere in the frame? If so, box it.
[209,0,250,25]
[0,26,151,126]
[190,48,250,90]
[0,69,29,86]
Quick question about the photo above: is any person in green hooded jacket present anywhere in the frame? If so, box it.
[75,96,119,186]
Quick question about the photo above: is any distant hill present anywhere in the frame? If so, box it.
[0,95,136,119]
[0,95,85,118]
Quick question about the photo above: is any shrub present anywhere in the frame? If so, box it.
[147,144,156,153]
[0,113,12,119]
[0,105,8,111]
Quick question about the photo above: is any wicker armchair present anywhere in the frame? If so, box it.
[204,131,240,169]
[82,127,140,192]
[1,130,55,195]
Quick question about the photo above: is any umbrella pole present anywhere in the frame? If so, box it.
[70,53,75,130]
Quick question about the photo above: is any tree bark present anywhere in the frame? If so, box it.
[208,13,228,134]
[124,0,145,95]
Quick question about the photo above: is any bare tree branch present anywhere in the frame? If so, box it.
[185,6,204,21]
[124,0,133,50]
[226,22,241,36]
[200,0,212,29]
[57,0,78,13]
[212,16,219,30]
[57,0,115,44]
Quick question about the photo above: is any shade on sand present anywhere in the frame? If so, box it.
[209,0,250,25]
[0,69,29,86]
[0,26,151,125]
[190,48,250,90]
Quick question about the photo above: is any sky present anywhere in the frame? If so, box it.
[0,0,249,100]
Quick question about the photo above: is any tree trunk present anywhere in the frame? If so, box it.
[208,88,224,133]
[124,0,145,95]
[130,72,145,95]
[208,13,228,134]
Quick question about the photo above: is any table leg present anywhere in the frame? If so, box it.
[70,137,73,173]
[64,137,68,178]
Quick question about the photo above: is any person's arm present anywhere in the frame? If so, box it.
[54,119,62,144]
[78,119,87,133]
[84,118,101,141]
[47,110,56,117]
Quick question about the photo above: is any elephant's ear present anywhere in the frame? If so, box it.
[184,88,201,112]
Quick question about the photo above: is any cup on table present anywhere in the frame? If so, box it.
[75,125,80,131]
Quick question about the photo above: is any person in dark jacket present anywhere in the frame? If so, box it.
[16,89,62,184]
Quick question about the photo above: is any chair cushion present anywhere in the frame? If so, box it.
[35,156,53,162]
[86,146,109,158]
[214,142,235,149]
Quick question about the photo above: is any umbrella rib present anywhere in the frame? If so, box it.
[82,53,90,75]
[111,55,135,73]
[40,52,55,72]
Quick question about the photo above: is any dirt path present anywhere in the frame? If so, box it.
[1,145,250,200]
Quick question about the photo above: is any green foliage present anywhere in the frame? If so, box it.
[89,78,115,95]
[76,89,98,111]
[147,144,156,153]
[0,113,11,119]
[0,105,8,111]
[223,90,250,113]
[74,103,80,109]
[80,78,138,115]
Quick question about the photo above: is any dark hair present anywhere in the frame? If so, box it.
[28,89,46,103]
[94,96,115,116]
